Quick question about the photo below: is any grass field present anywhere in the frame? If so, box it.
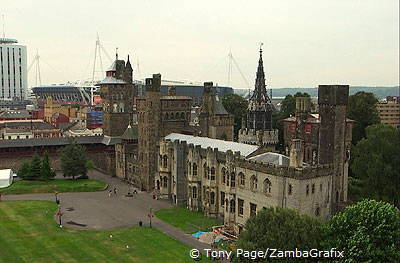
[0,201,210,263]
[0,179,107,195]
[155,206,222,234]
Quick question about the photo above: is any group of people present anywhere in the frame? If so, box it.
[108,187,118,198]
[108,186,139,198]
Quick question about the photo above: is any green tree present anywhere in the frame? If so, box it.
[351,124,400,207]
[59,139,88,179]
[40,152,55,180]
[18,161,31,179]
[347,91,380,144]
[234,207,323,262]
[222,93,248,138]
[324,200,400,262]
[279,92,313,119]
[29,154,42,180]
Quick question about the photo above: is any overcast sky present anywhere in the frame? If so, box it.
[2,0,399,89]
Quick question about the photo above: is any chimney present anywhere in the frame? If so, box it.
[289,139,304,168]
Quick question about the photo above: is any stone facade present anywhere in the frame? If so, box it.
[100,55,135,137]
[134,74,193,191]
[199,82,234,141]
[156,84,352,235]
[239,47,278,148]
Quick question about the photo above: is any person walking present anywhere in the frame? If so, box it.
[113,187,118,196]
[108,189,112,198]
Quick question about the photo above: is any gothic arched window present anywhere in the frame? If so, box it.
[263,178,271,195]
[193,163,197,176]
[230,199,236,213]
[163,155,168,168]
[250,175,258,191]
[210,192,215,204]
[230,173,236,188]
[210,167,215,180]
[221,168,226,184]
[238,172,245,187]
[192,186,197,199]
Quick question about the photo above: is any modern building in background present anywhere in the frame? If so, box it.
[377,96,400,129]
[0,37,27,101]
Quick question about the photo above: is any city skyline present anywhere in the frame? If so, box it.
[2,0,399,89]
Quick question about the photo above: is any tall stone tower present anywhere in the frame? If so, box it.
[137,74,162,191]
[318,85,352,213]
[100,54,135,137]
[199,82,234,141]
[238,46,278,148]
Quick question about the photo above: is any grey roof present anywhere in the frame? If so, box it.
[121,124,138,140]
[0,135,121,149]
[0,110,31,119]
[100,77,126,85]
[0,122,56,130]
[106,61,117,71]
[165,133,259,157]
[213,95,229,115]
[249,152,290,166]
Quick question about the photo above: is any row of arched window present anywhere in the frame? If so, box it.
[164,112,187,120]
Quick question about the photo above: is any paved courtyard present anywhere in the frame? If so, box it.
[3,170,216,260]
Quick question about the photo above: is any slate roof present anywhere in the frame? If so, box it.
[249,152,290,166]
[165,133,258,157]
[100,77,126,85]
[0,136,121,149]
[121,124,138,140]
[213,95,229,115]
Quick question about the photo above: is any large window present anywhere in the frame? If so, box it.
[230,173,236,188]
[203,163,207,178]
[221,168,226,184]
[192,186,197,199]
[210,192,215,205]
[250,203,257,217]
[239,172,245,186]
[238,199,244,216]
[230,199,236,213]
[193,163,197,176]
[250,175,258,191]
[210,167,215,181]
[263,178,271,195]
[163,155,168,168]
[220,192,225,207]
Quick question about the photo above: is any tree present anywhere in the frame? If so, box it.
[18,161,31,179]
[234,207,323,262]
[351,124,400,207]
[279,92,313,119]
[324,200,400,262]
[59,139,88,179]
[347,91,380,144]
[29,154,42,180]
[40,152,55,180]
[222,93,248,138]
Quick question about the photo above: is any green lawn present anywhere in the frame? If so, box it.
[0,201,210,263]
[155,206,222,234]
[0,179,107,195]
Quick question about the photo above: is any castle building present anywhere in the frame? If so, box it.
[134,74,193,191]
[199,82,234,141]
[100,54,135,137]
[238,47,278,149]
[157,85,352,235]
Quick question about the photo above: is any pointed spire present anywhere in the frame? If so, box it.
[116,47,118,60]
[253,43,267,104]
